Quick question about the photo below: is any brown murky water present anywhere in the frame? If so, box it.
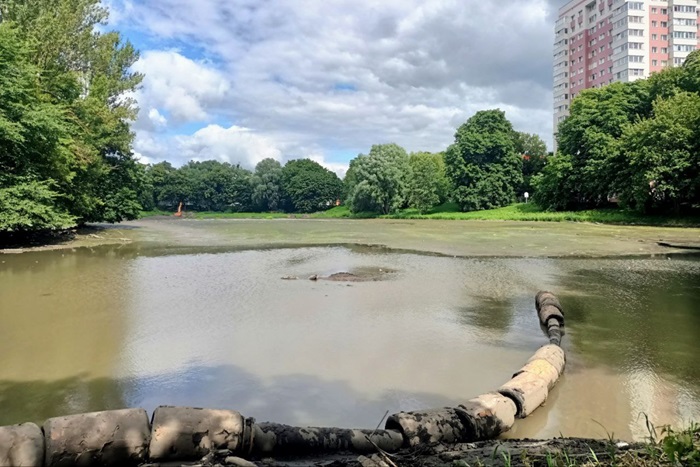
[1,219,699,441]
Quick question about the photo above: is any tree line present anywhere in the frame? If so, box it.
[535,50,700,215]
[0,0,146,235]
[142,158,344,214]
[6,1,696,235]
[137,114,548,216]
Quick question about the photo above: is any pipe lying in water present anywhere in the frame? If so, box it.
[0,291,566,466]
[536,290,565,346]
[252,423,404,455]
[385,290,566,444]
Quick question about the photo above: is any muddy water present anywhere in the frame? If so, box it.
[1,220,699,441]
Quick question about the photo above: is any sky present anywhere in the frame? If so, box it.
[106,0,563,176]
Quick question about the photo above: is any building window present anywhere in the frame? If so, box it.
[673,5,696,13]
[672,32,695,39]
[652,59,658,66]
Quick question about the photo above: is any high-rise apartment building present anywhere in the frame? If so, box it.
[553,0,700,146]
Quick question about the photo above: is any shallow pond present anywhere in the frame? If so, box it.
[1,221,699,441]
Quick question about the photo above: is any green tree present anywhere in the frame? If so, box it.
[0,178,76,233]
[250,158,283,212]
[514,132,547,194]
[406,152,448,213]
[281,159,343,213]
[0,25,77,232]
[346,144,410,214]
[532,155,577,210]
[621,92,700,214]
[0,0,144,233]
[179,161,252,211]
[444,110,523,211]
[556,81,650,209]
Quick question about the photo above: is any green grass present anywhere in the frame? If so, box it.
[191,211,290,219]
[139,203,700,227]
[385,202,700,226]
[440,423,700,466]
[139,209,172,217]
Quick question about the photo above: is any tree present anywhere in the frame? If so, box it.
[514,132,547,194]
[532,155,577,210]
[0,178,76,233]
[281,159,343,213]
[346,144,410,214]
[0,0,145,233]
[556,81,650,209]
[620,92,700,214]
[444,110,522,211]
[532,50,700,215]
[179,161,252,211]
[0,24,78,232]
[250,158,283,211]
[406,152,449,213]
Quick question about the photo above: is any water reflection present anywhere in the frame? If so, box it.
[1,245,699,440]
[0,375,132,426]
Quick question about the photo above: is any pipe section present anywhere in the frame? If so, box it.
[149,406,253,461]
[252,423,404,455]
[0,423,44,467]
[43,409,150,467]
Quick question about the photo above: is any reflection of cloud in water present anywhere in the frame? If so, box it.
[124,363,457,429]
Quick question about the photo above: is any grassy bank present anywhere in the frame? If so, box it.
[140,203,700,227]
[386,203,700,226]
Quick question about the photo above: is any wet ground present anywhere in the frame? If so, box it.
[1,218,699,442]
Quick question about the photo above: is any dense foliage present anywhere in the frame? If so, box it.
[407,152,449,213]
[0,0,145,234]
[444,110,523,211]
[251,159,283,212]
[514,132,548,195]
[345,144,410,214]
[281,159,343,213]
[535,50,700,214]
[142,158,343,214]
[339,116,542,215]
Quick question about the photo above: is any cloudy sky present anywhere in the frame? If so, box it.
[107,0,562,176]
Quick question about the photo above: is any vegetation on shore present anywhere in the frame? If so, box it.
[0,0,145,236]
[141,203,700,227]
[2,1,699,238]
[536,51,700,216]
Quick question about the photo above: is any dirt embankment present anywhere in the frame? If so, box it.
[0,225,133,254]
[163,438,654,467]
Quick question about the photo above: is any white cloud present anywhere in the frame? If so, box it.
[307,154,349,179]
[133,124,350,177]
[147,108,167,128]
[113,0,557,167]
[132,50,230,124]
[177,125,281,167]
